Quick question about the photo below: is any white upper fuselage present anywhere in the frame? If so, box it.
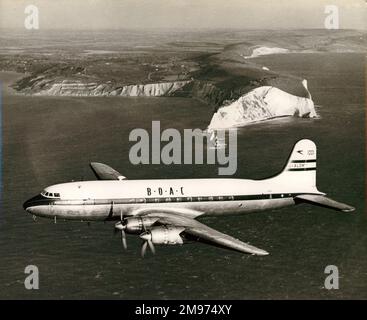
[45,178,280,199]
[44,177,317,199]
[24,178,321,221]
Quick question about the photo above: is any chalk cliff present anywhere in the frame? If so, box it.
[31,80,191,97]
[244,46,290,59]
[208,84,316,129]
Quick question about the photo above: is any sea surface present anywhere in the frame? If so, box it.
[0,53,366,299]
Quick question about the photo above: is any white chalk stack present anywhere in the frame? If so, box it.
[208,83,316,130]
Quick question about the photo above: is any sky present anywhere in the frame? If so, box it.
[0,0,366,30]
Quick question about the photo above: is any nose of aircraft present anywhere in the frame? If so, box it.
[23,198,33,211]
[23,194,44,212]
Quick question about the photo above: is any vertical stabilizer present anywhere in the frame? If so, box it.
[272,139,318,192]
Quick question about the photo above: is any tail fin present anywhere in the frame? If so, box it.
[272,139,355,212]
[273,139,318,192]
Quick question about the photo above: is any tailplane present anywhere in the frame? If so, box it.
[294,194,355,212]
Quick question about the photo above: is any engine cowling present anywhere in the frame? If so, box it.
[141,226,185,245]
[123,217,158,234]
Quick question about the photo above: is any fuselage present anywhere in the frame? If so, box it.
[23,178,321,221]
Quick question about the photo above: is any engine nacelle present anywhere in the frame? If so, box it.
[149,226,185,245]
[124,217,158,234]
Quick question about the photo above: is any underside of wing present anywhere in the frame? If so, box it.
[140,212,269,256]
[90,162,127,180]
[295,194,355,212]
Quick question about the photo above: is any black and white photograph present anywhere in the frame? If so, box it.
[0,0,366,304]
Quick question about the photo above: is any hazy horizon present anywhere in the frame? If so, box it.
[1,26,366,32]
[1,0,366,31]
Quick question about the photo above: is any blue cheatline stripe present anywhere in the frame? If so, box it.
[24,192,321,208]
[291,159,316,163]
[287,168,316,172]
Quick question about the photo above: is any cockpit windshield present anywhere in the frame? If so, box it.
[41,190,61,198]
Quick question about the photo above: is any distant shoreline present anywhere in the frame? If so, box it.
[1,51,363,99]
[0,71,27,96]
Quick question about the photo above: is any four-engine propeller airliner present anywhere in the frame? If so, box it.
[23,139,355,257]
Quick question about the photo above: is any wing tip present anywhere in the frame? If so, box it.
[247,247,269,256]
[255,249,270,256]
[342,206,356,213]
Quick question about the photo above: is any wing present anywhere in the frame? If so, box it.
[140,212,269,256]
[295,194,355,212]
[90,162,127,180]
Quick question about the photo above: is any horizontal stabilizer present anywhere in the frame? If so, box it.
[90,162,127,180]
[295,194,355,213]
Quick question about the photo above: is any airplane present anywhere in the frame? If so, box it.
[23,139,355,257]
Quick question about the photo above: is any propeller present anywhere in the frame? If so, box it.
[114,211,127,250]
[139,231,156,257]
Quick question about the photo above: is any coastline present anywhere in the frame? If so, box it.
[0,71,27,96]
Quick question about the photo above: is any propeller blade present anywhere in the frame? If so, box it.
[121,230,127,250]
[114,217,128,249]
[148,240,156,255]
[141,241,148,257]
